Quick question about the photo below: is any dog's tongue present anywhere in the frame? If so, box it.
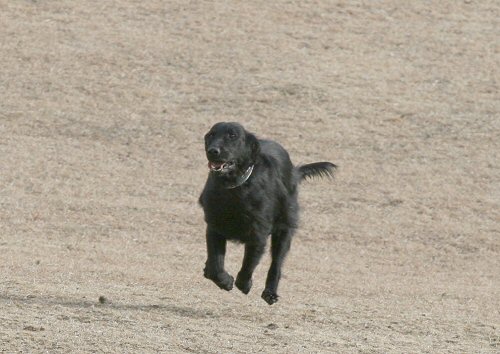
[208,161,224,171]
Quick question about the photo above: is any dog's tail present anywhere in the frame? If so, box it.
[297,162,337,182]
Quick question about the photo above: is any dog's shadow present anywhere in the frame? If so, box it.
[0,292,219,321]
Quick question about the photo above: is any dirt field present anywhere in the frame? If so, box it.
[1,1,499,352]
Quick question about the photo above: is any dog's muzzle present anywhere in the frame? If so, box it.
[208,161,235,172]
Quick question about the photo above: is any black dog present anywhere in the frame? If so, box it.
[199,122,336,305]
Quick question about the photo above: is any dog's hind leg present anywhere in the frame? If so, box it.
[235,241,266,294]
[204,228,234,291]
[262,228,294,305]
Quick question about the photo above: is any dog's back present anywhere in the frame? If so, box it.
[259,139,337,187]
[258,139,298,192]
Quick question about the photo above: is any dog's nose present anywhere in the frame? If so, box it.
[207,147,221,157]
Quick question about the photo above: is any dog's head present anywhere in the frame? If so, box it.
[204,122,260,176]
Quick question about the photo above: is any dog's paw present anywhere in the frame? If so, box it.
[235,273,252,294]
[204,268,234,291]
[261,289,279,305]
[215,272,234,291]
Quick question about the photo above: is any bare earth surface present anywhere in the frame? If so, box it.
[1,1,499,353]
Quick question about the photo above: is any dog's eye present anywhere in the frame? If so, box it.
[227,131,238,140]
[205,131,215,140]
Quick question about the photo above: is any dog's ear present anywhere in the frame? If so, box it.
[246,132,260,162]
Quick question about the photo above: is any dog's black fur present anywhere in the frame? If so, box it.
[199,122,336,305]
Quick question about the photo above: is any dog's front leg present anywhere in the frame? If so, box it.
[203,228,234,291]
[235,241,266,294]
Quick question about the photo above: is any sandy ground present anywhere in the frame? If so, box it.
[1,1,499,352]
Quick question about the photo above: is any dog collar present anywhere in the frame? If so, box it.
[226,165,254,189]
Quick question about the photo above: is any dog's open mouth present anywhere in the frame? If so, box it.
[208,161,234,172]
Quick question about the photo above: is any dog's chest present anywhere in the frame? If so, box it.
[203,189,270,239]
